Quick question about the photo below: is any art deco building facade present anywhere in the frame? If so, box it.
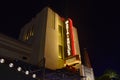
[0,7,94,80]
[18,7,81,70]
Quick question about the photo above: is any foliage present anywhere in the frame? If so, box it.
[96,69,120,80]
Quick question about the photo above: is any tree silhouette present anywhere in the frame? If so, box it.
[96,69,120,80]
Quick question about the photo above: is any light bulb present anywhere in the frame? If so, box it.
[25,70,29,75]
[9,63,14,68]
[0,59,5,63]
[32,74,36,78]
[17,67,22,71]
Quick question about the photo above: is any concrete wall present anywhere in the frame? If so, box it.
[80,65,95,80]
[19,7,48,66]
[0,34,32,63]
[73,27,81,61]
[44,8,64,69]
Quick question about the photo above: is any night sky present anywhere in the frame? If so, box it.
[0,0,120,77]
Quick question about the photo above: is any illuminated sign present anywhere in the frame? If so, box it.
[65,20,71,56]
[65,18,76,56]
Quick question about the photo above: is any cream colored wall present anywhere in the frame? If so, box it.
[19,7,48,66]
[56,14,65,69]
[44,8,64,69]
[45,8,82,70]
[32,8,48,66]
[73,27,81,61]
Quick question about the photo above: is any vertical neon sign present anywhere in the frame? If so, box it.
[68,18,76,56]
[65,18,76,56]
[65,20,71,56]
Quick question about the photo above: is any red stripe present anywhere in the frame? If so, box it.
[68,18,76,56]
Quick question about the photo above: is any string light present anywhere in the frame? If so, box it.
[9,63,14,68]
[0,58,5,63]
[0,58,37,79]
[32,74,36,78]
[25,70,29,75]
[17,67,22,71]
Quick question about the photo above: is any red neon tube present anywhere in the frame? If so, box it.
[68,18,76,56]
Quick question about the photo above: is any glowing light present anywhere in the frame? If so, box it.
[25,70,29,75]
[9,63,14,68]
[67,50,71,56]
[0,59,5,63]
[65,20,69,24]
[32,74,36,78]
[68,18,76,56]
[17,67,22,71]
[0,58,37,79]
[65,20,71,56]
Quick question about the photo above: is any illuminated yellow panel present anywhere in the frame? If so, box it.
[58,25,64,59]
[58,45,63,58]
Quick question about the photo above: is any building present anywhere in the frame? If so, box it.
[0,7,94,80]
[80,48,95,80]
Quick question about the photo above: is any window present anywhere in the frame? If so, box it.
[59,45,63,58]
[58,25,63,45]
[58,25,62,37]
[23,26,34,41]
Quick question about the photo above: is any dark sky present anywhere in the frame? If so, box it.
[0,0,120,77]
